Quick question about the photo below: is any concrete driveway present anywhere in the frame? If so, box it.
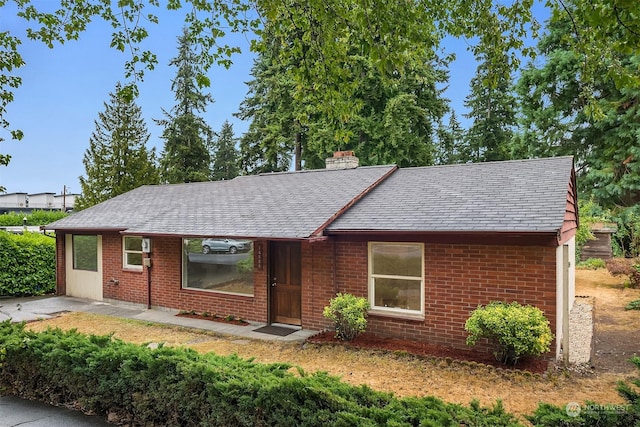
[0,396,111,426]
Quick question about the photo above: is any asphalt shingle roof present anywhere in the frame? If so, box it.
[45,165,395,239]
[46,157,574,238]
[326,157,574,234]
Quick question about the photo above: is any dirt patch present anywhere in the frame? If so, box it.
[23,268,639,419]
[576,268,640,373]
[307,331,549,374]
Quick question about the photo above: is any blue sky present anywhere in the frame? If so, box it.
[1,2,547,195]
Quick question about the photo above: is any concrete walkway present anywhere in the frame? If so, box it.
[0,295,317,342]
[0,295,320,424]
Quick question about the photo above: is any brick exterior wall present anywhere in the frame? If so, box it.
[55,233,66,296]
[56,233,557,355]
[301,240,558,353]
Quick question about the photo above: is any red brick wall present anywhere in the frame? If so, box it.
[97,235,269,323]
[56,233,557,355]
[55,233,66,295]
[102,233,148,305]
[301,240,337,330]
[303,240,557,353]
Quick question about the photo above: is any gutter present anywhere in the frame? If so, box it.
[324,229,561,247]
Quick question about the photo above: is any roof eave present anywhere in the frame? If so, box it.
[43,226,129,233]
[324,229,562,246]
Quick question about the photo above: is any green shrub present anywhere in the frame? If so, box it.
[465,301,554,366]
[236,248,254,274]
[626,299,640,311]
[577,258,607,270]
[611,205,640,258]
[618,357,640,414]
[527,401,637,426]
[528,357,640,426]
[0,231,55,296]
[0,211,67,226]
[606,258,640,288]
[0,321,521,426]
[323,293,370,341]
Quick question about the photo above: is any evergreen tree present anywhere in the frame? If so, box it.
[238,26,448,172]
[157,28,213,184]
[435,111,465,165]
[236,28,298,174]
[462,53,517,163]
[211,120,239,181]
[516,4,640,208]
[76,82,158,210]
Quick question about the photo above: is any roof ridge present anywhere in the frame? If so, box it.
[252,164,396,177]
[408,156,573,171]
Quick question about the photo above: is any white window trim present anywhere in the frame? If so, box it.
[368,242,425,319]
[123,236,143,271]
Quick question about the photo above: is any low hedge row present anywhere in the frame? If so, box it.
[0,321,521,427]
[0,231,55,296]
[0,211,67,226]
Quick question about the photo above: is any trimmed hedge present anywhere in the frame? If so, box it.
[0,211,67,226]
[0,321,521,426]
[527,357,640,426]
[0,231,55,296]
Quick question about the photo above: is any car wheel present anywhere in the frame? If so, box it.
[229,246,238,254]
[202,245,211,254]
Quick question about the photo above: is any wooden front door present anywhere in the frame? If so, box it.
[269,241,302,325]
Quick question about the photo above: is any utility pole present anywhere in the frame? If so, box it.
[62,185,66,212]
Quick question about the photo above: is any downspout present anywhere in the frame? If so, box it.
[332,239,337,295]
[311,243,314,319]
[145,253,152,309]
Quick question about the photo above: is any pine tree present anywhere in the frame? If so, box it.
[462,53,517,163]
[236,27,299,174]
[435,111,465,165]
[157,27,213,184]
[237,25,448,172]
[516,3,640,208]
[76,82,158,210]
[211,120,239,181]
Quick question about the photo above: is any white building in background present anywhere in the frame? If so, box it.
[28,192,55,209]
[0,192,28,209]
[54,193,77,211]
[0,191,78,213]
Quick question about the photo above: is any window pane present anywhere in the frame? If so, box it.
[125,236,142,251]
[373,278,421,311]
[183,238,254,296]
[73,235,98,271]
[372,244,422,277]
[127,252,143,266]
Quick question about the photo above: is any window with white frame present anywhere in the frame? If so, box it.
[123,236,143,270]
[368,242,424,317]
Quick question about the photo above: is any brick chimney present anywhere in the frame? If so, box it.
[325,150,359,170]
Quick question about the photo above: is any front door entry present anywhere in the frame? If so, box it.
[269,241,302,325]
